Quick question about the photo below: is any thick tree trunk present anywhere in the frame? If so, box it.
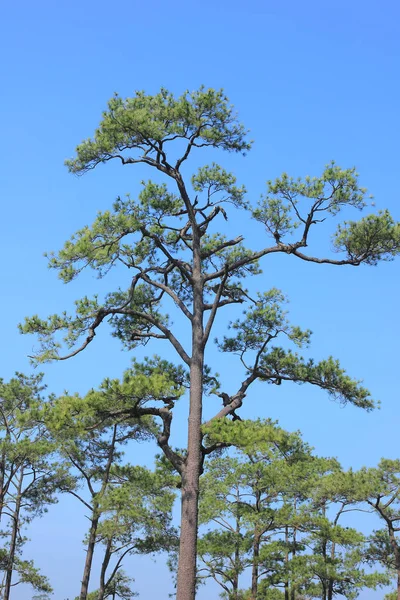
[4,471,23,600]
[284,581,289,600]
[176,256,204,600]
[79,513,100,600]
[176,352,203,600]
[388,528,400,600]
[397,568,400,600]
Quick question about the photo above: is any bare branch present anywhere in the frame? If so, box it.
[140,271,193,321]
[120,308,191,365]
[206,372,258,424]
[139,226,193,283]
[203,270,229,348]
[292,249,362,266]
[201,236,244,260]
[204,245,283,282]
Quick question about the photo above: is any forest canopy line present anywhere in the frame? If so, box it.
[2,379,400,599]
[3,86,399,599]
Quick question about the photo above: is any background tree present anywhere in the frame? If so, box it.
[355,459,400,600]
[93,463,177,599]
[199,420,388,600]
[20,87,400,600]
[42,368,179,600]
[75,571,136,600]
[198,422,315,600]
[0,374,64,599]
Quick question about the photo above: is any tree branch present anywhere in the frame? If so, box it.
[203,271,229,348]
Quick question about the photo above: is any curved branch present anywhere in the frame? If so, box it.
[140,272,193,321]
[292,249,362,266]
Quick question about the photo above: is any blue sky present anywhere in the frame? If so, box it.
[1,0,399,598]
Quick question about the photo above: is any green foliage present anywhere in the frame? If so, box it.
[38,356,185,435]
[75,571,137,599]
[65,87,251,174]
[334,209,400,265]
[0,375,66,598]
[192,163,248,208]
[259,350,374,409]
[365,529,396,570]
[218,288,311,353]
[216,290,374,410]
[12,559,53,594]
[17,85,400,599]
[198,421,390,600]
[253,162,368,241]
[21,89,400,367]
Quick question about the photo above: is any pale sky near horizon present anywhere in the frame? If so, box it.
[1,1,400,598]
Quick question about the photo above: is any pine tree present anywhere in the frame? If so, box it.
[42,369,178,600]
[355,460,400,600]
[0,374,64,599]
[20,87,400,599]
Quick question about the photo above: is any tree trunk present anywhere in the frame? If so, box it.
[321,503,327,600]
[79,424,118,600]
[251,531,261,600]
[4,470,23,600]
[291,501,297,600]
[98,537,112,599]
[0,432,11,523]
[388,528,400,600]
[0,447,6,522]
[175,351,203,600]
[232,493,241,600]
[79,513,100,600]
[327,540,336,600]
[176,257,204,600]
[397,568,400,600]
[284,526,290,600]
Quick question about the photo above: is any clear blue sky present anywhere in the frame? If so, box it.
[1,0,399,598]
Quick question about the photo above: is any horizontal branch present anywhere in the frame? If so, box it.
[292,249,361,266]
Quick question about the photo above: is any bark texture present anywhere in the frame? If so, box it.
[176,239,204,600]
[3,472,22,600]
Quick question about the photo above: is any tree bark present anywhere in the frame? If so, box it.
[284,526,290,600]
[98,536,112,599]
[387,527,400,600]
[397,568,400,600]
[0,430,11,523]
[232,493,241,600]
[327,540,336,600]
[0,446,6,522]
[291,501,297,600]
[175,349,204,600]
[176,238,204,600]
[79,424,118,600]
[251,531,261,600]
[80,513,100,600]
[3,470,23,600]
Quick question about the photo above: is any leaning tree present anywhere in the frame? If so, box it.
[21,87,400,600]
